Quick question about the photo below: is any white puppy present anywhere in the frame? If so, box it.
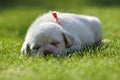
[21,11,102,56]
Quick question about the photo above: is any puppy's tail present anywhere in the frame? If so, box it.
[102,39,111,44]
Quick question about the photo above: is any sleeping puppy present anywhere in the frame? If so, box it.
[21,11,102,56]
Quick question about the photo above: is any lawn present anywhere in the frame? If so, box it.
[0,1,120,80]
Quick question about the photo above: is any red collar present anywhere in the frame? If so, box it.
[52,11,62,26]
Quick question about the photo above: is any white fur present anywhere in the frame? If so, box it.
[21,11,102,56]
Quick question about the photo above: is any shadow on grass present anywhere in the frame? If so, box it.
[18,41,110,62]
[66,42,110,58]
[38,42,110,59]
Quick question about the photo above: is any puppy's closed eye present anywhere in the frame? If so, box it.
[51,41,60,46]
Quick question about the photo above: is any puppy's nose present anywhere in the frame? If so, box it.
[43,49,53,56]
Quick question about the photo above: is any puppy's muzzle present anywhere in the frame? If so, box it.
[23,44,53,56]
[43,49,53,56]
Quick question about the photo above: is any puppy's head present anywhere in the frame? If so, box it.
[21,23,74,56]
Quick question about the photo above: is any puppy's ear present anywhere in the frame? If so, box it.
[62,32,74,48]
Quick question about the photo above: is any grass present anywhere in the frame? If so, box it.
[0,2,120,80]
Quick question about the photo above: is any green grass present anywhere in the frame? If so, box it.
[0,4,120,80]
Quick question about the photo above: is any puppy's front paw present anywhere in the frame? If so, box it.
[21,42,41,56]
[21,42,30,56]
